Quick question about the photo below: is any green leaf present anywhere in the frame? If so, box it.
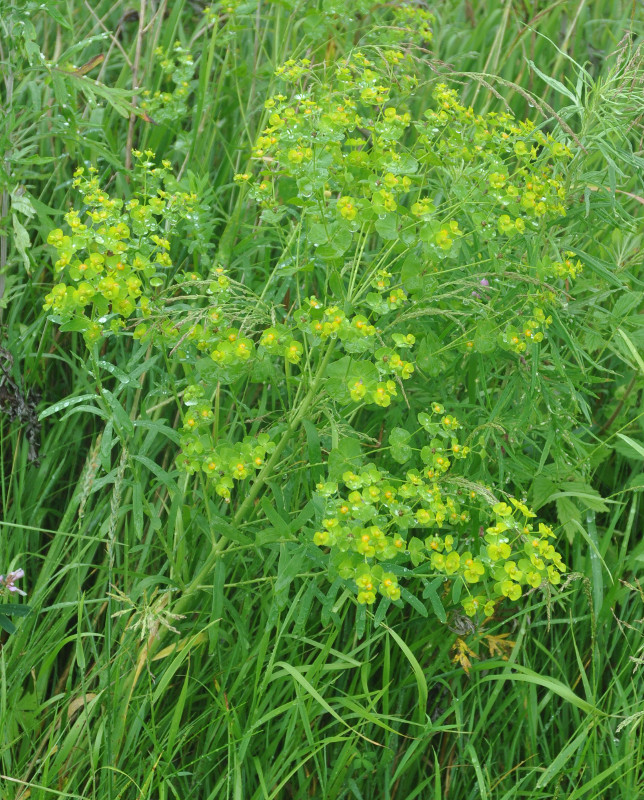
[324,356,352,404]
[324,356,378,405]
[567,517,613,586]
[534,727,592,789]
[0,604,31,617]
[209,511,251,545]
[553,482,610,513]
[374,213,398,240]
[59,317,90,333]
[101,389,134,437]
[308,223,329,246]
[274,545,305,610]
[416,332,448,377]
[418,412,440,435]
[39,394,98,420]
[97,360,134,386]
[380,152,418,175]
[389,427,413,463]
[400,587,428,617]
[373,596,391,626]
[328,270,345,302]
[422,579,447,623]
[327,438,363,480]
[473,319,497,354]
[556,496,581,542]
[617,329,644,375]
[0,614,16,634]
[531,474,557,511]
[616,433,644,460]
[303,420,324,482]
[355,601,366,639]
[381,623,428,718]
[407,537,426,567]
[611,292,642,321]
[401,252,432,295]
[12,214,31,272]
[271,660,379,744]
[131,455,178,494]
[132,480,144,540]
[476,661,600,715]
[44,2,72,28]
[526,59,579,104]
[320,579,343,627]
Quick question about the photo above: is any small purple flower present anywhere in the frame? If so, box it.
[0,569,26,596]
[473,277,491,298]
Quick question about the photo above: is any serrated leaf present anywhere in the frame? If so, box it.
[627,473,644,492]
[612,292,643,321]
[554,482,610,513]
[556,496,581,542]
[531,475,558,511]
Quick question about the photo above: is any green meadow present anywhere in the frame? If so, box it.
[0,1,642,798]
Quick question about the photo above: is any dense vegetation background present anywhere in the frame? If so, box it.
[0,1,643,798]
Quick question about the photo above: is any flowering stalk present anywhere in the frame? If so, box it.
[175,339,337,614]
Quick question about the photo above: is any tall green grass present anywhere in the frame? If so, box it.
[1,1,643,798]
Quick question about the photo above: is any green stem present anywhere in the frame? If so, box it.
[213,380,221,446]
[234,340,334,525]
[174,339,336,614]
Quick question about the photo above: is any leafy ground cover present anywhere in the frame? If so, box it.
[0,1,643,797]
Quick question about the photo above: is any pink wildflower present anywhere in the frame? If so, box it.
[0,569,26,596]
